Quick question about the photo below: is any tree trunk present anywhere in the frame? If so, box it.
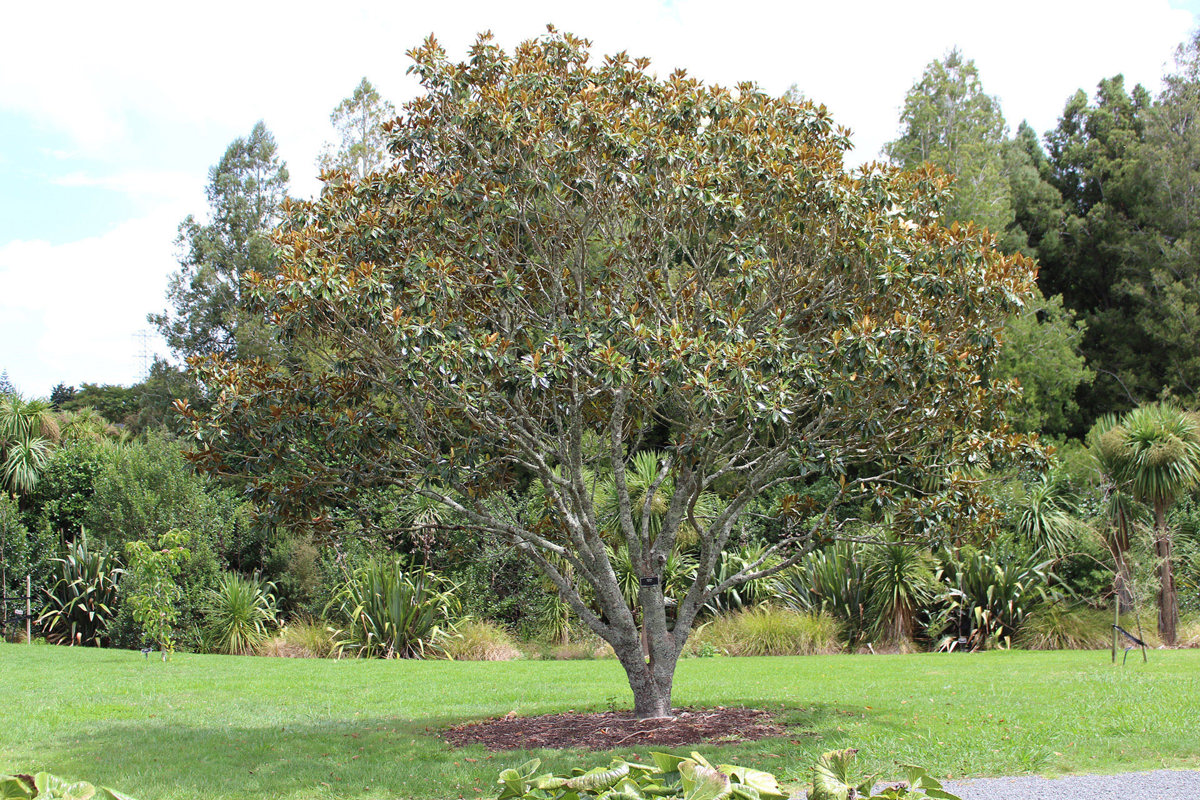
[609,612,680,719]
[1112,551,1135,614]
[1154,503,1178,646]
[614,642,676,719]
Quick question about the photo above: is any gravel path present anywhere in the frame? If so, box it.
[946,770,1200,799]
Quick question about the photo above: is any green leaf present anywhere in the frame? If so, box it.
[565,761,630,791]
[34,774,96,800]
[650,752,689,775]
[95,790,139,800]
[920,790,964,800]
[679,761,733,800]
[0,775,35,800]
[718,765,785,800]
[809,749,872,800]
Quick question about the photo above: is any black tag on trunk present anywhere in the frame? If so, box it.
[639,575,660,587]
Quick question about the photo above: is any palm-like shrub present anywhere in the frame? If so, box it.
[0,393,58,496]
[703,543,782,615]
[863,539,937,645]
[37,532,122,646]
[1014,471,1079,556]
[205,572,279,655]
[592,451,723,550]
[59,407,121,443]
[329,557,457,658]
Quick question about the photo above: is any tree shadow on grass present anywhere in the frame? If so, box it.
[20,702,886,799]
[25,705,883,796]
[23,715,469,800]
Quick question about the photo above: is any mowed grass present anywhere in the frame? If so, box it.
[2,644,1199,799]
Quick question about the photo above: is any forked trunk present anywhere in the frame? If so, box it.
[1154,503,1178,646]
[626,656,676,719]
[611,627,679,719]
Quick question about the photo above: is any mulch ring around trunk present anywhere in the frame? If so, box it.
[443,706,785,751]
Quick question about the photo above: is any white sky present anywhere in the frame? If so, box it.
[0,0,1195,397]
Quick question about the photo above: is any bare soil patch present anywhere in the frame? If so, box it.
[443,706,785,751]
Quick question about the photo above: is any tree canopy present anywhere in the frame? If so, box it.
[885,49,1014,245]
[318,77,397,181]
[151,121,289,361]
[183,29,1038,716]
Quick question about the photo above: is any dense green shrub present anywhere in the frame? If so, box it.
[1171,493,1200,615]
[108,528,221,652]
[262,533,327,618]
[37,533,123,646]
[22,440,109,541]
[1045,526,1115,605]
[1,494,56,612]
[695,606,842,656]
[83,430,236,553]
[328,557,458,658]
[440,526,545,627]
[122,530,192,657]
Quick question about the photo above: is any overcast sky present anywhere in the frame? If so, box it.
[1,0,1197,398]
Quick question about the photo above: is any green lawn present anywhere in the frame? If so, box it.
[2,644,1198,799]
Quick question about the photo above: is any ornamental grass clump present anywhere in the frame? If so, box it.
[440,619,522,661]
[1016,604,1116,650]
[697,606,842,656]
[259,617,339,658]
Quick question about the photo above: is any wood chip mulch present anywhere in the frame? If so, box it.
[442,706,785,751]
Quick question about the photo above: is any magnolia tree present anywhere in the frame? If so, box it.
[183,30,1037,718]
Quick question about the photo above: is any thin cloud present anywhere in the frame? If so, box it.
[0,212,177,395]
[51,170,201,202]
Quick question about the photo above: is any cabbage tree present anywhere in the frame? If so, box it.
[0,393,57,496]
[1104,403,1200,645]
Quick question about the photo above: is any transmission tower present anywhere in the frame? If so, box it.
[133,329,154,382]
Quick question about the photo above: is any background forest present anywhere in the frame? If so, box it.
[5,32,1200,662]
